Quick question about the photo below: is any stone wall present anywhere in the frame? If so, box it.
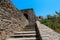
[0,0,29,40]
[21,8,36,25]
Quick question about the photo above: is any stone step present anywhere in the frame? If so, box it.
[13,34,36,36]
[10,34,36,38]
[6,37,36,40]
[24,29,35,31]
[14,31,36,34]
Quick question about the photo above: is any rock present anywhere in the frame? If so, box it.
[0,0,29,40]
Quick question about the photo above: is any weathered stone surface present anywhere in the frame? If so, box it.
[21,8,36,25]
[36,21,60,40]
[0,0,29,40]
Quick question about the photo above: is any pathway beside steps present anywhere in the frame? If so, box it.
[36,21,60,40]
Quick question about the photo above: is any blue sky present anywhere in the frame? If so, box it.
[11,0,60,17]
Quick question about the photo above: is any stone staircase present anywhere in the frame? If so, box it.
[6,21,60,40]
[6,31,37,40]
[6,24,41,40]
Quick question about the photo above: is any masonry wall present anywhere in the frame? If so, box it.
[21,8,36,25]
[0,0,29,40]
